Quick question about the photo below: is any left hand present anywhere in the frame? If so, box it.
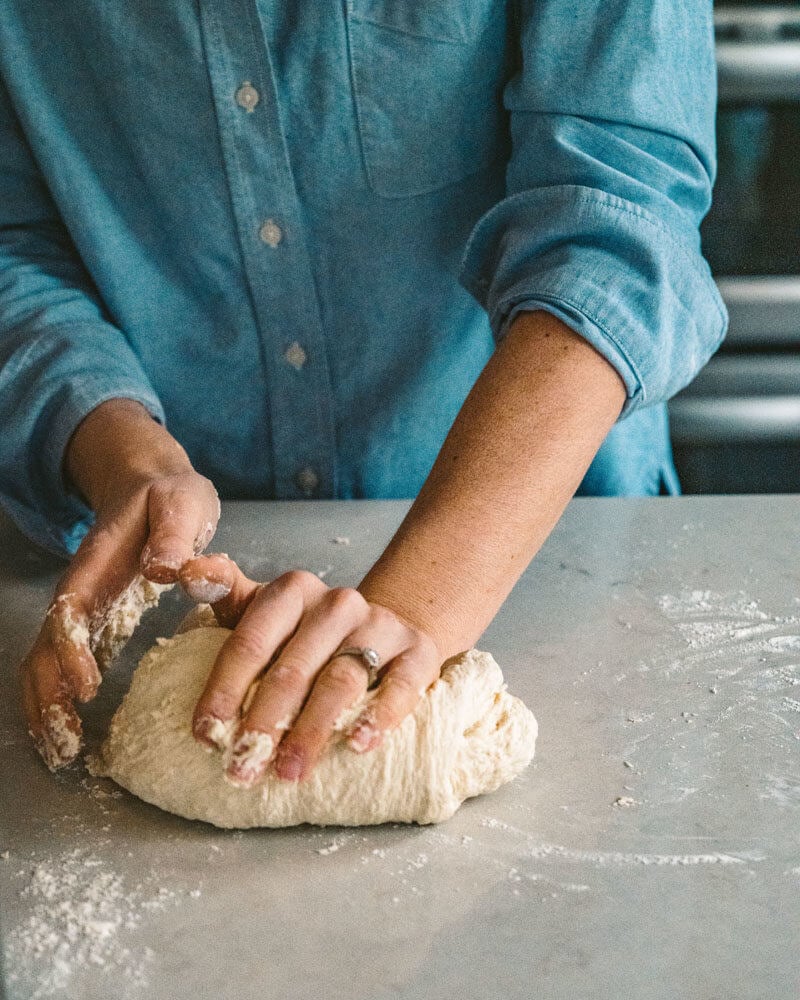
[179,554,442,786]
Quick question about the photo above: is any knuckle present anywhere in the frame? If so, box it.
[413,632,440,661]
[366,604,395,629]
[274,569,315,595]
[224,627,268,664]
[198,475,218,504]
[382,671,420,702]
[326,587,365,618]
[267,659,308,688]
[146,529,185,554]
[321,658,364,690]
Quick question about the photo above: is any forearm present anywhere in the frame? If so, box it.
[65,399,193,513]
[359,311,626,658]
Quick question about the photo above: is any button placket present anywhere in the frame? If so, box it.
[198,1,338,499]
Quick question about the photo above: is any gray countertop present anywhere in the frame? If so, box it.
[0,497,798,1000]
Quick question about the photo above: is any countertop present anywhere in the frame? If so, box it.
[0,497,798,1000]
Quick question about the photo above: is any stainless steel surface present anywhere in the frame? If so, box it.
[671,395,800,443]
[717,277,800,347]
[1,499,798,1000]
[716,7,800,101]
[670,355,800,443]
[678,10,800,491]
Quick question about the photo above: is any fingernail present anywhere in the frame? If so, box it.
[225,730,275,788]
[347,723,381,754]
[273,749,303,782]
[141,542,180,567]
[194,715,235,752]
[141,549,182,582]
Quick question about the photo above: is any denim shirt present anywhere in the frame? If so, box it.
[0,1,726,556]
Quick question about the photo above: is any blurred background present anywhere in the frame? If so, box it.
[669,3,800,492]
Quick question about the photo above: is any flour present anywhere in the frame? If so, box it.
[50,596,91,649]
[4,849,176,999]
[37,704,82,771]
[197,715,236,752]
[182,578,230,604]
[89,576,172,671]
[317,840,344,856]
[657,590,795,658]
[526,842,764,867]
[224,730,275,788]
[38,577,172,770]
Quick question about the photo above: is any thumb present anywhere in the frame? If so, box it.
[179,553,260,628]
[140,476,220,583]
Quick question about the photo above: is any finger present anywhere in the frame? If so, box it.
[347,641,441,754]
[225,588,373,785]
[191,570,325,749]
[179,553,258,626]
[46,594,101,702]
[140,477,219,583]
[45,519,147,698]
[269,619,412,784]
[20,638,83,770]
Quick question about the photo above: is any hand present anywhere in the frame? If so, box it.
[179,554,443,786]
[20,400,220,770]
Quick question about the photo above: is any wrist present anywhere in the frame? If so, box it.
[65,399,193,514]
[359,549,475,661]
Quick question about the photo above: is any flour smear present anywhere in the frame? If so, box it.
[4,848,191,999]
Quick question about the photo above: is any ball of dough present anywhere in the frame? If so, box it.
[95,626,537,827]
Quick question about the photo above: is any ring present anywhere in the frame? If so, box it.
[331,646,382,688]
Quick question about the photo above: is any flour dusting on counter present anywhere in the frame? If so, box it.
[4,848,200,999]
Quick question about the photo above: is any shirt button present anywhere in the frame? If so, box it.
[235,82,260,113]
[295,466,319,494]
[259,219,283,248]
[284,342,308,370]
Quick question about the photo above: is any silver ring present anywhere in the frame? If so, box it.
[331,646,382,688]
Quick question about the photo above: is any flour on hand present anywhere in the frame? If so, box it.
[94,624,537,828]
[90,576,172,671]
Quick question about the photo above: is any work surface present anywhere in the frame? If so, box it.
[1,498,798,1000]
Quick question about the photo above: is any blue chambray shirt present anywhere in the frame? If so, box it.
[0,1,727,557]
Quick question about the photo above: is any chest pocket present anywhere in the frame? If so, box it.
[346,0,510,198]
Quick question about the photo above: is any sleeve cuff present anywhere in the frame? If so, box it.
[459,185,728,416]
[4,380,165,559]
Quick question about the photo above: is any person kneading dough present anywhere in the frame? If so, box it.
[6,5,724,807]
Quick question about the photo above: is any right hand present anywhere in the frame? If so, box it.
[19,399,220,770]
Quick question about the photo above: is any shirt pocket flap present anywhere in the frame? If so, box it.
[347,2,510,198]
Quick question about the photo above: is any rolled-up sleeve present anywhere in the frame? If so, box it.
[0,74,165,556]
[459,0,728,414]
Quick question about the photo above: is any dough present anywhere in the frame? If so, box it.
[94,624,537,828]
